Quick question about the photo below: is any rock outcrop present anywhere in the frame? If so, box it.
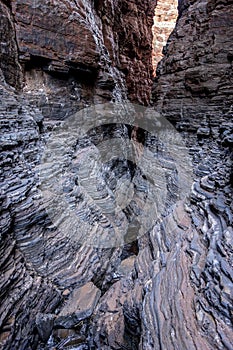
[152,0,178,75]
[0,0,232,349]
[6,0,154,111]
[150,0,233,348]
[0,0,22,88]
[0,1,156,349]
[153,0,233,124]
[0,74,61,350]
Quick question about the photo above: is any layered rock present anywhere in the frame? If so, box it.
[149,0,233,348]
[0,0,156,348]
[0,1,22,88]
[0,0,232,349]
[140,128,233,350]
[3,0,155,113]
[153,0,233,124]
[152,0,178,75]
[94,0,155,103]
[0,74,61,349]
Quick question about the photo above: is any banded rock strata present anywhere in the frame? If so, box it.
[152,0,178,75]
[150,0,233,348]
[0,0,156,349]
[153,0,233,124]
[0,0,232,350]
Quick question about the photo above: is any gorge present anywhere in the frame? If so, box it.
[0,0,232,349]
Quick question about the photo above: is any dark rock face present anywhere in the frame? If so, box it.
[4,0,154,114]
[0,1,155,349]
[0,0,233,350]
[153,0,233,124]
[150,0,233,348]
[12,0,100,70]
[94,0,155,103]
[0,76,61,349]
[0,1,22,88]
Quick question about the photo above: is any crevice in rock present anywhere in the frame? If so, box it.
[1,1,233,349]
[152,0,178,76]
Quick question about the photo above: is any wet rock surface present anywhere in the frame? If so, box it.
[0,0,233,349]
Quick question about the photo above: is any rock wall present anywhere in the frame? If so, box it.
[153,0,233,125]
[0,1,156,349]
[149,0,233,349]
[2,0,154,110]
[152,0,178,75]
[0,1,22,88]
[0,0,233,349]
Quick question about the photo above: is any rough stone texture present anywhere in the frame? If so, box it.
[0,1,22,88]
[3,0,155,112]
[55,282,101,328]
[0,0,233,350]
[12,0,100,69]
[152,0,178,75]
[0,75,61,349]
[153,0,233,125]
[149,0,233,348]
[36,313,54,342]
[0,1,156,349]
[94,0,155,104]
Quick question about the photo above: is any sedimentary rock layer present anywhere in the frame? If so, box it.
[153,0,233,124]
[0,0,155,348]
[152,0,178,75]
[0,0,22,88]
[150,0,233,348]
[0,0,232,349]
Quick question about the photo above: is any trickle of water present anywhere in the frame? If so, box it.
[80,0,128,103]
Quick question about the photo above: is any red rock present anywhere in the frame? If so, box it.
[152,0,178,75]
[12,0,100,71]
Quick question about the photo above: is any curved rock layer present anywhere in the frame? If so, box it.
[0,0,233,350]
[150,0,233,348]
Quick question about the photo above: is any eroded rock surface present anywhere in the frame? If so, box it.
[149,0,233,348]
[153,0,233,123]
[0,1,155,348]
[56,282,101,328]
[0,0,232,349]
[0,76,61,349]
[152,0,178,75]
[0,1,22,88]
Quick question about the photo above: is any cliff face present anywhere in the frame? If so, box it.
[2,0,154,110]
[0,0,233,350]
[153,0,233,124]
[149,1,233,349]
[0,1,156,349]
[152,0,178,75]
[0,1,22,88]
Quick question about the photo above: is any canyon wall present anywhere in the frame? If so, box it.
[0,0,232,350]
[0,1,155,349]
[2,0,154,107]
[149,0,233,349]
[153,0,233,125]
[152,0,178,75]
